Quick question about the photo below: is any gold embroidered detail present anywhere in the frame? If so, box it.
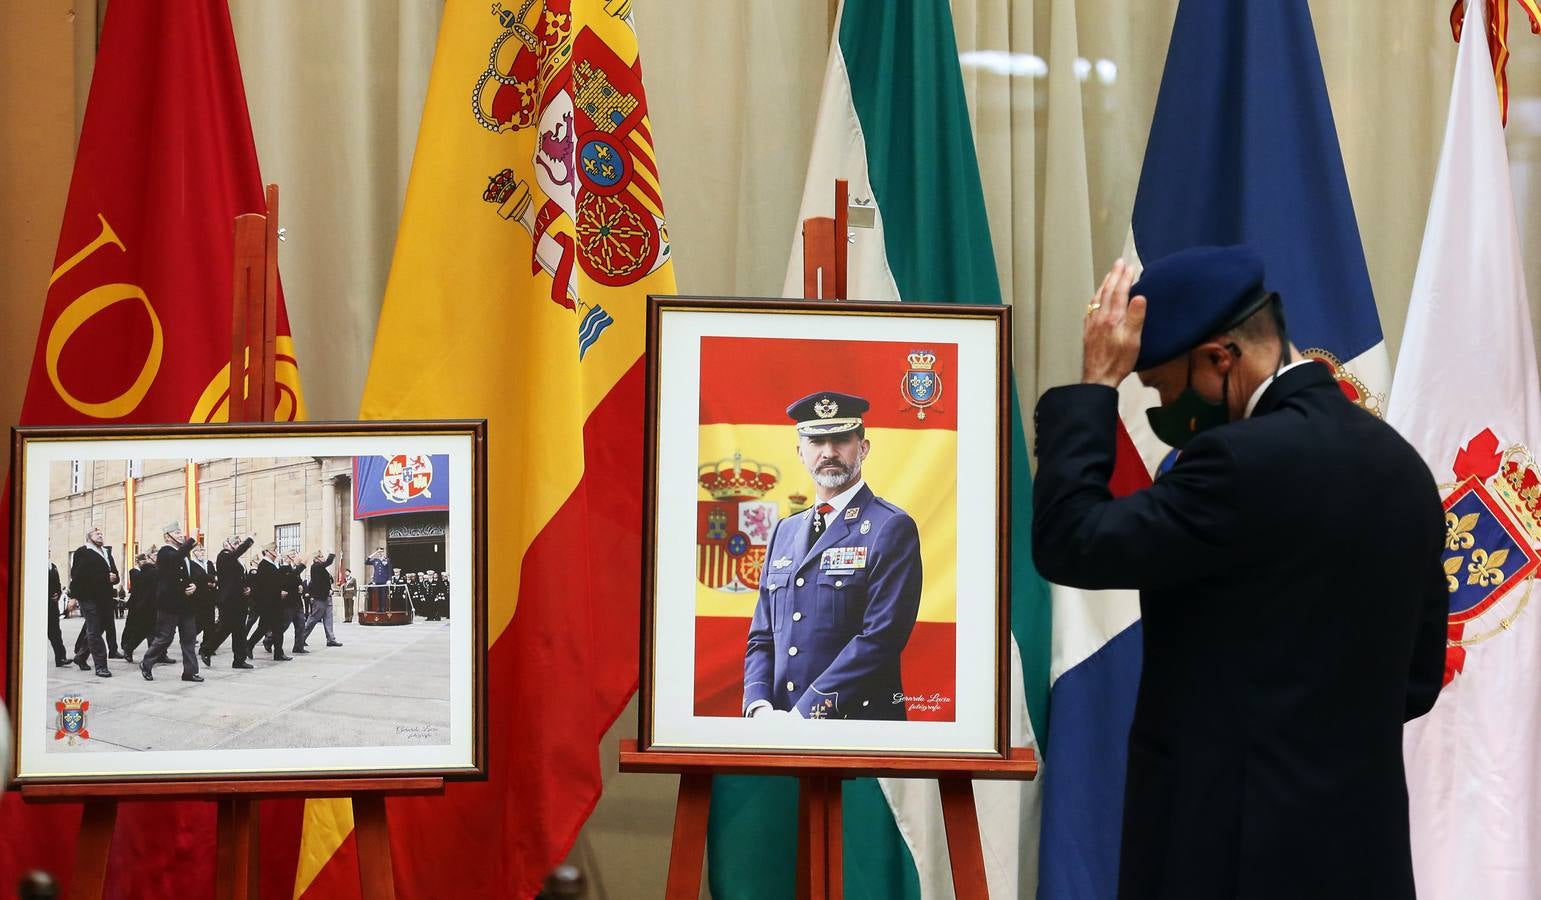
[1446,511,1479,551]
[1444,555,1465,593]
[1301,348,1384,417]
[1467,547,1511,588]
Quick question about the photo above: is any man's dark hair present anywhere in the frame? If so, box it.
[1229,292,1281,338]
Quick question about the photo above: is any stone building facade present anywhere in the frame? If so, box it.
[47,456,449,591]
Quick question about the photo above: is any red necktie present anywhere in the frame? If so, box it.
[811,502,834,537]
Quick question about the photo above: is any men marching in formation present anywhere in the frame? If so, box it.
[51,530,449,684]
[48,529,451,685]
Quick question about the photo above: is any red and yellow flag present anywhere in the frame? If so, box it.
[296,2,675,896]
[690,337,959,721]
[0,1,306,896]
[1451,0,1541,125]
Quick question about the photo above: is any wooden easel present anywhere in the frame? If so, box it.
[619,744,1037,900]
[626,181,1038,899]
[21,185,443,900]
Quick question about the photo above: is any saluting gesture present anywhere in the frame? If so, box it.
[1082,258,1148,389]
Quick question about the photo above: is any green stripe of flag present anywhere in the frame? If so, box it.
[707,2,1051,896]
[842,0,1051,748]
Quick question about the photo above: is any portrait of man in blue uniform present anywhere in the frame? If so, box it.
[742,391,923,721]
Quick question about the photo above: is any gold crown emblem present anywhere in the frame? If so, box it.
[59,695,87,711]
[1495,448,1541,543]
[814,398,838,418]
[698,452,780,500]
[907,350,937,371]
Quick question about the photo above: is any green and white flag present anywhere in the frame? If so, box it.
[706,2,1052,896]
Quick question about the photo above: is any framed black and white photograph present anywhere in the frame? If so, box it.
[8,420,487,784]
[639,297,1011,758]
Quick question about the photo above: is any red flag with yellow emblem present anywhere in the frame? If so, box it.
[21,3,304,426]
[1,1,305,896]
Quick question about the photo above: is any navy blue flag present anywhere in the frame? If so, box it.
[1037,2,1388,898]
[352,454,451,518]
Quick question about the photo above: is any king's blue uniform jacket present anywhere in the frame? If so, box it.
[743,483,922,720]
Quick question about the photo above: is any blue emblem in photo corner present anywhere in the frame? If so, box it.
[902,349,943,420]
[54,694,91,744]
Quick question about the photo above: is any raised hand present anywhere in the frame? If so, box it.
[1081,259,1148,388]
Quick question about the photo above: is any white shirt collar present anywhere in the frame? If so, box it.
[90,543,109,560]
[815,478,866,524]
[1244,359,1315,419]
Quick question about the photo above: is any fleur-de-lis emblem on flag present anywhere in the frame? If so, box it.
[1446,511,1479,551]
[1467,547,1510,588]
[1444,555,1465,593]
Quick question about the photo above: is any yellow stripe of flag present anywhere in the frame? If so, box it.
[695,424,956,622]
[297,2,676,896]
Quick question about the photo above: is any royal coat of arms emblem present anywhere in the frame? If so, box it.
[55,695,90,744]
[697,453,781,593]
[1438,428,1541,682]
[380,454,434,503]
[901,349,942,420]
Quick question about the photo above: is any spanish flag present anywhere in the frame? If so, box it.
[293,2,674,896]
[0,1,306,896]
[691,337,960,723]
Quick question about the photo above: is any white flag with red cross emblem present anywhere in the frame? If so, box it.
[1388,1,1541,896]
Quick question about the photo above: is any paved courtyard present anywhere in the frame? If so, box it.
[46,615,451,753]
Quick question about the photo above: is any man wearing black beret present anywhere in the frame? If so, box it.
[742,391,923,721]
[1032,246,1448,899]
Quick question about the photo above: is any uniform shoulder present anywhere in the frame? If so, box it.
[865,495,919,534]
[866,494,913,520]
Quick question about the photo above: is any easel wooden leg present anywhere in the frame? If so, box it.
[215,797,259,900]
[797,777,842,900]
[69,799,116,900]
[665,773,713,900]
[354,794,397,900]
[939,778,988,900]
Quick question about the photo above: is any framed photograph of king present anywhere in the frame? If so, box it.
[640,296,1012,758]
[8,420,487,785]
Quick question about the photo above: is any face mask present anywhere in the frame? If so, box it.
[1145,358,1230,450]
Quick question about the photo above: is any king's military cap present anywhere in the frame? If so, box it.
[786,391,869,436]
[1131,245,1272,372]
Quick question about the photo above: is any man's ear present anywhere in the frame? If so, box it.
[1199,340,1235,374]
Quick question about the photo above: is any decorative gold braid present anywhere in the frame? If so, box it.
[1450,576,1533,647]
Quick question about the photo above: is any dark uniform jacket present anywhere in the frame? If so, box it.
[217,539,254,605]
[48,562,62,612]
[189,557,215,608]
[282,564,304,607]
[369,556,392,587]
[128,563,158,610]
[309,554,336,599]
[253,556,284,611]
[744,483,922,720]
[1031,363,1447,900]
[70,543,118,606]
[154,538,198,616]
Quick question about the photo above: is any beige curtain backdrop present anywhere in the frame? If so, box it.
[6,0,1541,896]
